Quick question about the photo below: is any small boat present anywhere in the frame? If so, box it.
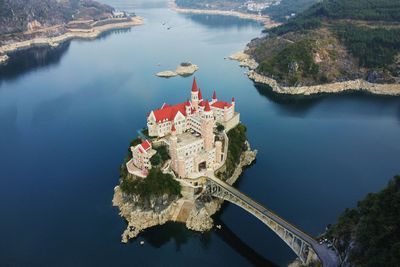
[216,224,222,229]
[140,240,145,245]
[167,27,171,30]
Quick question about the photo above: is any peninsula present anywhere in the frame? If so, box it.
[0,0,143,64]
[113,77,257,242]
[232,0,400,96]
[170,0,279,28]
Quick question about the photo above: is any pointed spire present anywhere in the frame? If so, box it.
[171,123,176,132]
[232,97,235,102]
[191,77,198,92]
[212,90,217,99]
[204,100,211,112]
[198,88,203,100]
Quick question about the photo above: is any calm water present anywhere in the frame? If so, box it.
[0,1,399,266]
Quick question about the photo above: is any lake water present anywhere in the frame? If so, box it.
[0,0,399,266]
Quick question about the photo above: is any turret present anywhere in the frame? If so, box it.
[210,90,217,104]
[215,141,223,164]
[191,77,199,110]
[198,89,203,103]
[169,123,178,171]
[201,100,214,151]
[231,97,235,114]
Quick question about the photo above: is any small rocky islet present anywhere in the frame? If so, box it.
[156,62,199,78]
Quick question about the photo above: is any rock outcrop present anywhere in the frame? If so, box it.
[112,186,178,243]
[0,54,9,64]
[230,50,400,96]
[156,62,199,78]
[248,70,400,96]
[186,147,257,232]
[112,144,257,243]
[229,51,258,70]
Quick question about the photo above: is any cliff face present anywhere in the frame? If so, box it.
[112,140,257,243]
[0,0,114,35]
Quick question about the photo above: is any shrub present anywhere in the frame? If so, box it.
[120,168,181,202]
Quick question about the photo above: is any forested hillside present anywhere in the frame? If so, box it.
[247,0,400,86]
[0,0,113,35]
[327,176,400,266]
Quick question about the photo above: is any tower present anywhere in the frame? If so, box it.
[191,77,199,110]
[201,100,214,151]
[169,123,178,172]
[198,88,203,104]
[215,141,223,164]
[210,90,217,105]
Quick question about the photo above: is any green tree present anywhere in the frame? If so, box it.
[150,154,161,166]
[327,175,400,266]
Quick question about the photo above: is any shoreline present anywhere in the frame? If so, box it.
[168,1,280,28]
[112,144,257,243]
[230,51,400,96]
[0,17,144,63]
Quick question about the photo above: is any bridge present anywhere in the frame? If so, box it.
[204,174,340,267]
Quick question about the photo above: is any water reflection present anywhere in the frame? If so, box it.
[140,218,277,267]
[96,27,132,41]
[0,28,131,84]
[0,42,71,83]
[254,83,400,121]
[185,14,262,29]
[140,222,211,250]
[254,83,323,117]
[214,217,278,267]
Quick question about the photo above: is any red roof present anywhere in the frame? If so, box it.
[191,77,198,92]
[211,101,232,109]
[212,90,217,99]
[152,102,189,122]
[138,140,152,153]
[141,140,151,150]
[198,89,203,100]
[204,100,211,112]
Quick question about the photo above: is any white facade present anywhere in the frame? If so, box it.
[144,78,239,178]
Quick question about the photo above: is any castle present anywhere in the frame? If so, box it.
[127,77,240,180]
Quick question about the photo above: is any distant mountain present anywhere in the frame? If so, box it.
[0,0,114,35]
[246,0,400,86]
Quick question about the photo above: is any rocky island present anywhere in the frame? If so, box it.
[156,62,199,78]
[0,0,143,64]
[231,0,400,96]
[112,78,257,243]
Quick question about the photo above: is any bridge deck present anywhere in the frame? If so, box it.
[207,175,340,267]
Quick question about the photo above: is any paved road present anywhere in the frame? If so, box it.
[207,175,340,267]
